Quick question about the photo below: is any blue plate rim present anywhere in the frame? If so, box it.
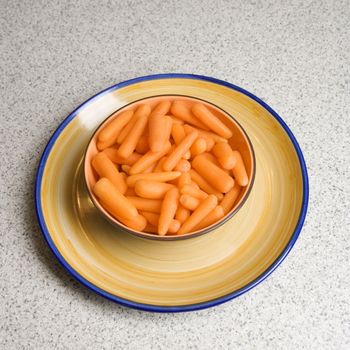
[35,73,309,313]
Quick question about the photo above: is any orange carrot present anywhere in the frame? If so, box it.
[116,114,138,144]
[168,219,181,234]
[117,114,148,158]
[177,195,218,234]
[177,172,191,188]
[151,100,171,117]
[92,152,127,194]
[175,205,190,223]
[129,142,171,175]
[212,142,237,170]
[98,110,134,142]
[148,102,171,152]
[190,137,207,157]
[180,184,208,200]
[190,180,200,189]
[135,134,149,154]
[171,124,191,159]
[192,154,234,193]
[170,100,209,130]
[93,178,138,220]
[126,171,181,187]
[163,130,198,171]
[231,151,248,186]
[103,148,142,165]
[183,124,226,146]
[97,138,117,151]
[102,200,147,231]
[179,194,200,211]
[158,188,179,235]
[192,103,232,139]
[153,157,167,172]
[220,182,241,214]
[121,164,131,174]
[142,212,180,234]
[193,205,225,230]
[174,159,191,172]
[189,169,223,199]
[142,162,157,174]
[126,196,162,213]
[170,116,184,125]
[134,104,152,119]
[134,180,174,199]
[125,187,136,196]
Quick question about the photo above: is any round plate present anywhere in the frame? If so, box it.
[35,74,308,312]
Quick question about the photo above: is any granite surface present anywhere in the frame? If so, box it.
[1,0,349,349]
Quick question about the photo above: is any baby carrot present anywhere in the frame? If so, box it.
[190,180,200,189]
[168,219,181,234]
[213,142,237,170]
[103,148,142,165]
[135,134,149,154]
[170,100,209,130]
[192,104,232,139]
[231,151,249,186]
[117,114,148,158]
[220,182,241,214]
[125,187,136,196]
[116,114,138,144]
[93,178,138,220]
[121,164,130,174]
[153,157,167,172]
[142,212,181,234]
[98,110,134,142]
[134,180,174,199]
[97,137,118,151]
[189,169,223,199]
[183,125,215,151]
[171,124,191,159]
[177,195,218,234]
[142,162,157,174]
[192,154,234,193]
[177,172,191,188]
[126,196,162,213]
[129,142,171,175]
[179,194,200,211]
[170,116,184,125]
[190,137,207,157]
[102,200,147,231]
[158,188,179,235]
[92,152,127,194]
[174,159,191,172]
[148,102,171,152]
[193,205,225,230]
[163,130,198,171]
[126,171,181,187]
[134,104,152,119]
[151,100,171,117]
[180,184,208,200]
[175,205,190,223]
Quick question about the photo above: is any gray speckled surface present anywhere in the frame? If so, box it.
[1,0,349,349]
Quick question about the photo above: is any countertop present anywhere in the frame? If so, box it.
[1,0,349,349]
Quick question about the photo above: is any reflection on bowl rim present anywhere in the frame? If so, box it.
[84,94,256,240]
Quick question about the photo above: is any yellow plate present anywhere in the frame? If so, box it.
[35,74,308,312]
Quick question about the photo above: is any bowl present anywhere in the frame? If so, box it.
[84,95,255,240]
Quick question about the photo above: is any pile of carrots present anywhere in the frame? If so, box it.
[91,99,248,236]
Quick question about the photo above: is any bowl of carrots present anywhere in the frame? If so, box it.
[84,95,255,240]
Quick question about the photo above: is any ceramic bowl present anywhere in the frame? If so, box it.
[84,95,255,240]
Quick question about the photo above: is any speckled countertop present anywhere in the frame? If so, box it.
[1,0,349,349]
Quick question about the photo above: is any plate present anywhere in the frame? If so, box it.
[35,74,308,312]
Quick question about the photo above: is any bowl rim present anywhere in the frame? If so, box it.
[83,93,256,241]
[35,73,309,313]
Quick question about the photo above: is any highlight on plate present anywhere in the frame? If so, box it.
[86,97,251,236]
